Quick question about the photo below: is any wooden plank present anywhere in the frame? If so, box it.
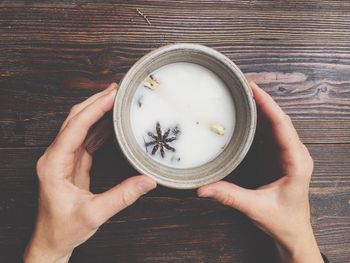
[1,45,350,119]
[0,192,349,263]
[1,113,350,147]
[293,119,350,144]
[0,195,274,262]
[70,195,350,263]
[2,1,350,47]
[0,143,349,194]
[0,0,350,129]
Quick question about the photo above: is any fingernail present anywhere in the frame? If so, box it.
[106,82,118,91]
[198,188,215,198]
[248,80,260,99]
[248,80,257,89]
[138,179,157,194]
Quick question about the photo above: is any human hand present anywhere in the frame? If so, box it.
[24,83,157,263]
[197,81,323,263]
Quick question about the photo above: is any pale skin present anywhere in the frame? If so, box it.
[24,81,323,263]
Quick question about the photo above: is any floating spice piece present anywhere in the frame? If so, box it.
[172,125,181,137]
[137,95,144,108]
[145,122,176,158]
[171,156,181,162]
[143,74,160,90]
[143,137,149,153]
[170,155,181,162]
[210,123,225,136]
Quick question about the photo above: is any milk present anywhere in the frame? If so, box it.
[130,62,235,168]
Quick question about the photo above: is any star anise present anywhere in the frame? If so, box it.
[145,122,176,158]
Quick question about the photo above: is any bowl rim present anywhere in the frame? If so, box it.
[113,43,256,189]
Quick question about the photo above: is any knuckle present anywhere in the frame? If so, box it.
[70,104,80,113]
[120,190,135,208]
[220,193,236,208]
[36,156,44,171]
[306,155,314,175]
[301,144,314,172]
[294,154,314,179]
[69,104,80,116]
[309,156,314,169]
[36,156,46,178]
[300,142,309,152]
[35,149,58,181]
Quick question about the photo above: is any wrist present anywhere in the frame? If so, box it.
[24,237,72,263]
[274,224,323,263]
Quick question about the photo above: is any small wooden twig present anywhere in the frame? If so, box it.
[136,8,151,25]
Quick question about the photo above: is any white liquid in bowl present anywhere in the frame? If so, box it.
[130,62,235,168]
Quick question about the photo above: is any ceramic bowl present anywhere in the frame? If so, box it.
[113,43,256,189]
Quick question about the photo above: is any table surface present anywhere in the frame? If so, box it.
[1,1,350,262]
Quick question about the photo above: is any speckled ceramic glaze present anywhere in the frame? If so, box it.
[113,43,256,189]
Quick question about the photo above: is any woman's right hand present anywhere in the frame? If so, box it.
[198,81,323,263]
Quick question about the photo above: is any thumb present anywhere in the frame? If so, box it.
[197,181,256,216]
[91,175,156,225]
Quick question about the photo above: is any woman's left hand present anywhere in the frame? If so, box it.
[24,83,157,263]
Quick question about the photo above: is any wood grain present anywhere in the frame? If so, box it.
[1,1,350,119]
[1,141,349,262]
[1,115,350,148]
[1,0,350,262]
[0,194,349,263]
[1,0,350,150]
[1,143,349,193]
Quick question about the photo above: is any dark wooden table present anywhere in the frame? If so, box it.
[1,1,350,262]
